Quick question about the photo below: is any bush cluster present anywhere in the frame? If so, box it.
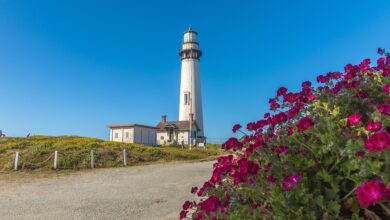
[181,49,390,219]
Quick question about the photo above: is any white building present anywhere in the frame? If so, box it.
[156,115,200,145]
[107,28,206,146]
[108,124,157,146]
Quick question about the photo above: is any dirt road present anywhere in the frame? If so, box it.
[0,161,214,220]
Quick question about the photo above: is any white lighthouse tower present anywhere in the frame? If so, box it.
[179,28,204,137]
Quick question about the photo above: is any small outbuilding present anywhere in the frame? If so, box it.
[108,124,157,146]
[155,115,203,146]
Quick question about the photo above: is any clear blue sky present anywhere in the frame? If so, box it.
[1,0,390,142]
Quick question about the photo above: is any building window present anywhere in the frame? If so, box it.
[126,132,130,138]
[115,133,118,139]
[160,136,164,140]
[184,92,190,105]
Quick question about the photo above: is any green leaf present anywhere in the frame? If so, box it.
[327,200,341,215]
[330,106,340,117]
[316,170,332,183]
[305,159,316,168]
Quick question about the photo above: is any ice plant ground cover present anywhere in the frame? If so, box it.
[181,49,390,219]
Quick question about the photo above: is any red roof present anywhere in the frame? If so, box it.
[107,124,158,129]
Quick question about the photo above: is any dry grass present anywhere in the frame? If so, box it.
[0,135,222,171]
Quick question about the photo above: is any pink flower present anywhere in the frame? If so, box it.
[197,181,213,197]
[183,200,192,210]
[283,173,303,191]
[378,104,390,114]
[230,158,259,185]
[359,58,371,71]
[179,210,188,219]
[267,175,275,184]
[287,127,294,136]
[277,87,287,96]
[232,124,241,133]
[225,193,231,204]
[331,81,347,94]
[378,48,385,55]
[222,138,242,151]
[283,92,298,103]
[347,114,361,126]
[251,200,265,211]
[191,186,198,194]
[269,100,280,110]
[238,158,259,175]
[246,122,255,131]
[356,151,365,158]
[365,130,390,152]
[357,90,368,98]
[347,80,360,88]
[365,122,382,132]
[384,84,390,93]
[264,162,272,171]
[356,180,390,207]
[301,81,312,88]
[327,71,342,79]
[344,64,358,79]
[316,75,328,83]
[296,117,313,132]
[307,93,316,101]
[193,211,203,219]
[377,57,386,69]
[273,146,289,155]
[198,195,222,214]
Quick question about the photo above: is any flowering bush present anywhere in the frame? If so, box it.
[181,49,390,219]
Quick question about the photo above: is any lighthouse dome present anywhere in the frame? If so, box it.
[183,28,198,43]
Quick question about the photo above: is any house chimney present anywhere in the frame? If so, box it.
[162,115,167,123]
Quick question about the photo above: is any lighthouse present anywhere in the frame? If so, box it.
[179,28,204,137]
[108,28,206,146]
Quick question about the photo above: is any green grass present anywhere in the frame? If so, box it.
[0,135,223,171]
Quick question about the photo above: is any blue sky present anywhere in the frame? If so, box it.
[1,0,390,142]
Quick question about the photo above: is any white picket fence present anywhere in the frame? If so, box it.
[13,149,129,170]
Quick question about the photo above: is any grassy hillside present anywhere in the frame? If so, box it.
[0,136,222,171]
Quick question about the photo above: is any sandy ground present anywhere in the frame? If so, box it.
[0,161,214,220]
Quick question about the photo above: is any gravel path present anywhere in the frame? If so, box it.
[0,160,214,220]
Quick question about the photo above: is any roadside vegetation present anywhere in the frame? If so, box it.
[181,49,390,219]
[0,135,222,171]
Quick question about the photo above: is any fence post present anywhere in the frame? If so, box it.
[14,151,19,170]
[90,150,94,168]
[123,149,128,166]
[54,150,58,169]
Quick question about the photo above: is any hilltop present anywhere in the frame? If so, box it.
[0,135,222,171]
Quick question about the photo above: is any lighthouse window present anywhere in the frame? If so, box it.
[184,92,190,105]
